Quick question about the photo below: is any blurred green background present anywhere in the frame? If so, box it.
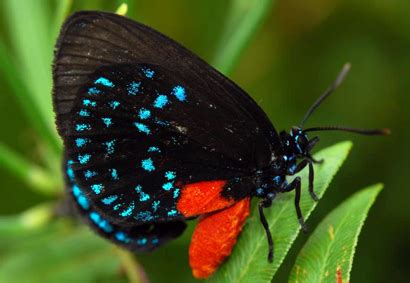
[0,0,408,282]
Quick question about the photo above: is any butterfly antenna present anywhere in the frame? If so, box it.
[258,202,274,262]
[303,126,390,136]
[300,63,351,128]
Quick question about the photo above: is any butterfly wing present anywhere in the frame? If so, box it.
[53,11,280,239]
[65,158,187,251]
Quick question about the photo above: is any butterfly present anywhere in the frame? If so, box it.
[52,11,389,279]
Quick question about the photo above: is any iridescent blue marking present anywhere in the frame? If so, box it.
[88,87,101,95]
[89,212,113,233]
[173,188,180,199]
[135,211,153,222]
[165,171,176,180]
[152,200,160,212]
[135,185,150,202]
[115,232,130,243]
[78,154,91,164]
[256,188,264,196]
[66,160,75,181]
[167,209,177,217]
[152,238,159,245]
[273,176,281,186]
[72,185,90,210]
[137,237,148,245]
[113,204,122,211]
[95,77,114,87]
[75,138,89,148]
[79,109,90,117]
[110,168,119,180]
[102,117,112,127]
[172,85,186,101]
[138,108,151,120]
[155,119,169,126]
[153,94,168,108]
[91,183,104,194]
[84,170,97,180]
[109,100,120,110]
[162,182,173,191]
[83,99,96,107]
[134,122,151,135]
[127,81,141,95]
[103,140,116,155]
[101,195,118,205]
[142,67,155,78]
[148,146,160,153]
[288,164,297,174]
[120,202,135,217]
[76,123,91,132]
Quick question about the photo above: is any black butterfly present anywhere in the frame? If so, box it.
[53,11,388,278]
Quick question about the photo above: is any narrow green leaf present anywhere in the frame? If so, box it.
[52,0,72,40]
[288,184,383,283]
[0,227,123,283]
[0,42,61,155]
[211,141,352,283]
[2,0,60,151]
[0,143,60,195]
[212,0,275,75]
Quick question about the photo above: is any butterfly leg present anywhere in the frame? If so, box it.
[258,193,276,262]
[281,177,308,232]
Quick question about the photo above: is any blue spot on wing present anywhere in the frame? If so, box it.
[84,170,97,180]
[78,109,90,117]
[83,99,96,107]
[78,154,91,164]
[95,77,114,88]
[76,124,91,132]
[134,122,151,135]
[88,87,101,95]
[102,117,112,127]
[75,138,89,148]
[91,183,104,194]
[141,158,155,172]
[109,100,120,110]
[153,95,168,108]
[72,185,90,210]
[172,85,186,101]
[89,212,113,233]
[127,81,141,95]
[138,108,151,120]
[142,67,155,78]
[101,195,118,205]
[120,202,135,217]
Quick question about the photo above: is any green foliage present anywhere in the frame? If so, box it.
[289,184,383,283]
[212,0,275,75]
[0,227,124,283]
[211,142,352,283]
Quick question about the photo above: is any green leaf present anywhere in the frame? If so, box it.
[2,0,61,154]
[0,227,124,283]
[0,203,54,236]
[212,0,275,75]
[210,141,352,283]
[288,184,383,283]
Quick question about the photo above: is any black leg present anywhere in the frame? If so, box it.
[308,161,319,201]
[258,197,275,262]
[281,177,308,233]
[293,159,308,174]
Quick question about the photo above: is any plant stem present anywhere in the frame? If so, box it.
[116,248,149,283]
